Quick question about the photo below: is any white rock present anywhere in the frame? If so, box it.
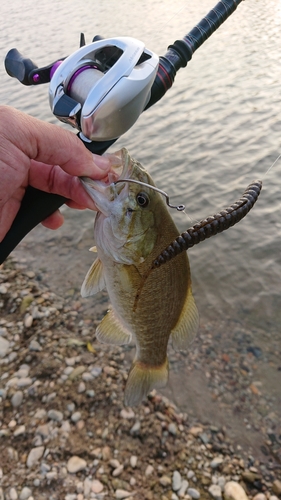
[159,475,171,487]
[17,377,32,388]
[13,425,26,437]
[83,478,92,496]
[78,381,86,393]
[178,480,189,497]
[47,409,63,422]
[24,314,33,328]
[29,339,42,351]
[210,457,224,469]
[209,484,223,500]
[19,487,32,500]
[91,479,104,493]
[26,446,45,467]
[130,455,138,468]
[145,464,154,476]
[224,482,249,500]
[67,456,87,473]
[115,490,132,499]
[120,408,135,419]
[172,470,182,491]
[71,411,81,423]
[9,487,18,500]
[112,465,124,477]
[253,495,266,500]
[0,336,10,358]
[11,391,23,407]
[188,488,200,499]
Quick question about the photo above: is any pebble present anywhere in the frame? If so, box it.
[78,381,86,393]
[130,455,138,468]
[120,408,135,419]
[145,464,154,476]
[29,339,42,351]
[115,490,132,499]
[91,480,104,494]
[187,488,200,499]
[224,481,249,500]
[209,484,223,500]
[71,411,82,423]
[253,495,266,500]
[67,456,87,473]
[26,446,45,467]
[173,470,182,491]
[9,488,18,500]
[210,457,224,469]
[68,365,86,380]
[178,480,189,497]
[13,425,26,437]
[17,377,32,388]
[19,487,32,500]
[24,314,33,328]
[47,409,63,422]
[11,390,24,407]
[130,420,141,434]
[0,336,9,357]
[112,465,124,477]
[160,475,172,487]
[272,480,281,496]
[168,422,178,436]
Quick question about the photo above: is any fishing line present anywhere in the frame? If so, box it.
[264,154,281,176]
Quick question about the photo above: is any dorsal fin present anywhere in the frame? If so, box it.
[81,258,106,297]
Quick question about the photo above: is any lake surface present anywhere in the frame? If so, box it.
[0,0,280,437]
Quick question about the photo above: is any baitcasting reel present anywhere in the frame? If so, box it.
[5,35,159,142]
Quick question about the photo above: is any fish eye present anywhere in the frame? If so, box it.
[136,191,149,208]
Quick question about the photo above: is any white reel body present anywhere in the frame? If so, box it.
[49,37,159,141]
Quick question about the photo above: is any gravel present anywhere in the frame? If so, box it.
[0,258,280,500]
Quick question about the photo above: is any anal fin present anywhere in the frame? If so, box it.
[171,290,199,351]
[96,309,132,346]
[124,358,168,407]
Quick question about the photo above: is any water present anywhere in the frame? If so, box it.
[0,1,280,423]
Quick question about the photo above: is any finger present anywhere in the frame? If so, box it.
[1,106,112,178]
[41,209,65,230]
[29,161,99,209]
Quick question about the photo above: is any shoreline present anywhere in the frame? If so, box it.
[0,258,280,500]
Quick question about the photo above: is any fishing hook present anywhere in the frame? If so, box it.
[114,179,185,211]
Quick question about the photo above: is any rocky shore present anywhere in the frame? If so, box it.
[0,258,280,500]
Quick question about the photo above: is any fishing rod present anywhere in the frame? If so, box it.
[0,0,243,265]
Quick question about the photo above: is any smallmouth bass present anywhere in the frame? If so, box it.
[81,148,199,406]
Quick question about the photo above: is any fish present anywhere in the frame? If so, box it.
[80,148,199,406]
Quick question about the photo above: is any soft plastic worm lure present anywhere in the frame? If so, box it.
[152,179,262,269]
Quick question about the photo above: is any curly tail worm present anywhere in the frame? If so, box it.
[152,179,262,269]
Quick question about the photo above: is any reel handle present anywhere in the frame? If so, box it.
[5,48,39,85]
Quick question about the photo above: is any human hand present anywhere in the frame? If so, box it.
[0,106,111,242]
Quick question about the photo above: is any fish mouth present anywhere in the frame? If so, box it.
[80,149,132,216]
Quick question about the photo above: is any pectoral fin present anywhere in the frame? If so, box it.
[124,358,169,407]
[81,258,106,297]
[96,309,132,346]
[171,290,199,351]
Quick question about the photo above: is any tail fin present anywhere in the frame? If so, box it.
[124,358,168,407]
